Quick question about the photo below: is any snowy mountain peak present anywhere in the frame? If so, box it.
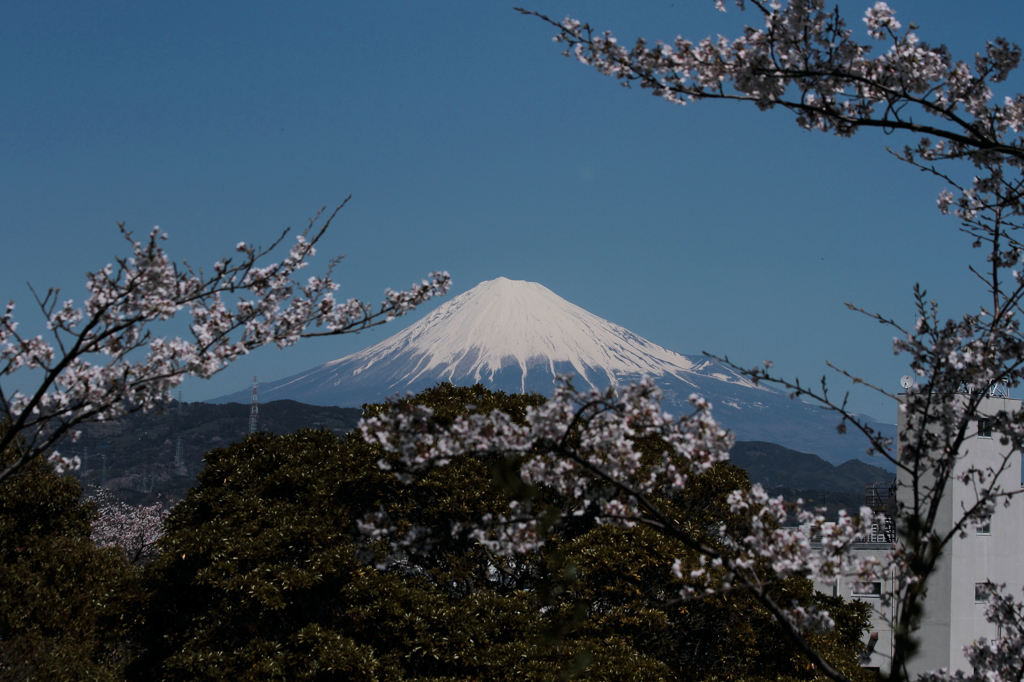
[331,276,753,393]
[215,277,893,467]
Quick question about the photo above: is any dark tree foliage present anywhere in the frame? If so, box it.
[547,441,874,681]
[0,436,139,680]
[131,384,871,681]
[132,386,565,680]
[560,521,873,681]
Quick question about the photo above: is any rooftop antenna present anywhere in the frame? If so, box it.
[248,376,259,435]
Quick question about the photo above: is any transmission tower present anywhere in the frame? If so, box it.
[248,376,259,435]
[174,391,186,475]
[173,387,187,473]
[174,437,185,476]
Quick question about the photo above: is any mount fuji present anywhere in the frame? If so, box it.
[216,277,893,466]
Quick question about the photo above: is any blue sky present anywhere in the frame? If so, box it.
[4,1,1024,423]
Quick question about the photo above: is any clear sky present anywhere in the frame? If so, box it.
[4,1,1024,423]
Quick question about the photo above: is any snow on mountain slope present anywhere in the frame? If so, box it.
[330,277,759,392]
[215,277,894,466]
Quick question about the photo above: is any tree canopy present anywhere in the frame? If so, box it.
[0,433,139,680]
[130,384,870,681]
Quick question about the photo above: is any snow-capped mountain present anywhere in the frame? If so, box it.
[216,277,893,466]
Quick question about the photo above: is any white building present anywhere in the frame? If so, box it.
[818,540,895,673]
[818,393,1024,677]
[900,393,1024,677]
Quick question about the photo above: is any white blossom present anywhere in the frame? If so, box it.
[90,489,170,565]
[0,199,450,483]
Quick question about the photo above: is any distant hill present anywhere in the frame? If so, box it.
[67,400,361,503]
[731,441,895,519]
[63,397,891,518]
[731,441,893,493]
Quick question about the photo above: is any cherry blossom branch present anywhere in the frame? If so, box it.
[517,5,1024,163]
[361,378,872,680]
[0,198,450,481]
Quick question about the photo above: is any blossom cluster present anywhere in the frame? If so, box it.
[521,0,1024,279]
[953,584,1024,681]
[90,489,170,565]
[361,378,731,546]
[529,2,1023,144]
[0,200,449,482]
[361,376,882,637]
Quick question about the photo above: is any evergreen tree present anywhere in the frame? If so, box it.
[0,436,139,680]
[131,384,869,680]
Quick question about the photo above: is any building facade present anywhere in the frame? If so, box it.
[817,394,1024,677]
[900,393,1024,677]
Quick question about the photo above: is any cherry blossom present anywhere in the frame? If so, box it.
[90,489,170,565]
[361,376,876,679]
[948,584,1024,681]
[0,198,449,482]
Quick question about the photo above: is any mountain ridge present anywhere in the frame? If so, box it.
[216,277,895,467]
[66,397,890,518]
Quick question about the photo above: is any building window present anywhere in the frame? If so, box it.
[853,581,883,597]
[976,583,990,603]
[976,518,991,535]
[978,418,993,438]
